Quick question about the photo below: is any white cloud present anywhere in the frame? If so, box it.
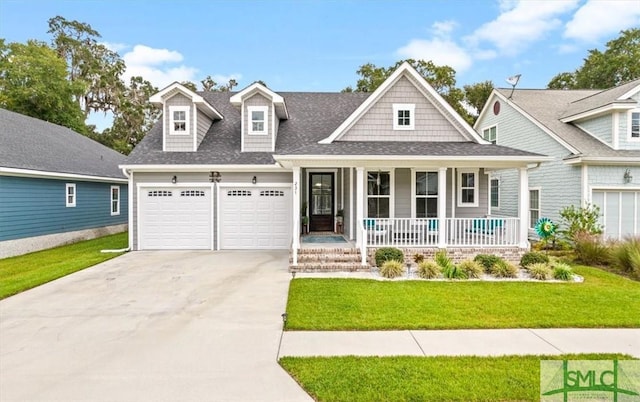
[564,0,640,42]
[101,42,128,53]
[396,20,473,72]
[397,38,473,72]
[466,0,579,56]
[120,45,197,88]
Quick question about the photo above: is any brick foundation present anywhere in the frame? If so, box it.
[367,247,529,267]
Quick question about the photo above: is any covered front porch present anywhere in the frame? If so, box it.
[279,158,535,267]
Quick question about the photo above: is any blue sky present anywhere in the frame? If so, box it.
[1,0,639,125]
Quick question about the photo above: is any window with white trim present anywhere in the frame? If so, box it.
[367,171,391,218]
[529,189,540,229]
[630,110,639,139]
[66,183,76,207]
[457,169,478,207]
[110,186,120,216]
[248,106,268,135]
[415,171,438,218]
[392,104,415,130]
[490,178,500,208]
[483,126,497,144]
[169,106,190,135]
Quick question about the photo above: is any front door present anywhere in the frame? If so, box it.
[309,173,334,231]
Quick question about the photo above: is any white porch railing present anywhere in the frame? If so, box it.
[362,217,520,248]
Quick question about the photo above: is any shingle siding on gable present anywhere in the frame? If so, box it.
[340,76,467,142]
[164,93,194,152]
[576,114,612,146]
[0,176,127,241]
[244,93,273,152]
[196,109,212,150]
[478,96,581,227]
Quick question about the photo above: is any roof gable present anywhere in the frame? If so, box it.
[319,62,484,144]
[230,82,289,119]
[150,82,224,120]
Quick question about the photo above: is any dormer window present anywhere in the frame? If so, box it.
[393,103,415,130]
[248,106,268,135]
[483,125,497,144]
[169,106,190,135]
[631,110,639,139]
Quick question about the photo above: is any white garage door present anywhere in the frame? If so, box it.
[139,187,211,249]
[220,187,292,249]
[592,189,639,240]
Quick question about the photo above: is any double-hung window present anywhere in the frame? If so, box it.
[111,186,120,216]
[169,106,189,135]
[248,106,268,135]
[66,183,76,207]
[483,126,497,144]
[490,178,500,208]
[630,110,639,139]
[529,189,540,229]
[392,104,415,130]
[415,171,438,218]
[367,171,391,218]
[457,169,478,207]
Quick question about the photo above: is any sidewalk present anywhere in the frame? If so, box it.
[279,328,640,358]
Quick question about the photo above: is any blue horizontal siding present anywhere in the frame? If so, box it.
[0,176,128,241]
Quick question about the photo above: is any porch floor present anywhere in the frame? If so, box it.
[300,232,356,249]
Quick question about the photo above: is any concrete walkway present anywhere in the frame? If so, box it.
[280,328,640,358]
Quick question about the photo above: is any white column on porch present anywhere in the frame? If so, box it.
[518,167,529,249]
[292,166,301,264]
[438,167,448,248]
[355,167,365,247]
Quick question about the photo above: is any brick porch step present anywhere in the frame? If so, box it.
[290,248,370,272]
[289,262,370,272]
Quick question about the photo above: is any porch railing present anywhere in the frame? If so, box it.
[362,217,520,248]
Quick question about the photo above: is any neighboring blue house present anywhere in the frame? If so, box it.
[0,108,128,258]
[475,79,640,240]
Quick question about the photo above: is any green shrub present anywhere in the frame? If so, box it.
[458,259,483,279]
[552,263,574,281]
[474,254,504,273]
[528,263,552,280]
[559,204,603,242]
[374,247,404,267]
[490,260,519,278]
[520,251,549,268]
[611,237,640,276]
[416,260,440,279]
[573,232,611,266]
[441,264,468,280]
[379,260,405,279]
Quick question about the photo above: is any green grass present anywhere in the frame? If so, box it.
[280,354,635,402]
[0,232,128,299]
[286,266,640,330]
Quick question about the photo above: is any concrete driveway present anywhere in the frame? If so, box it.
[0,251,311,402]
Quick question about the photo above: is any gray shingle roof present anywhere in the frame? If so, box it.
[497,88,640,159]
[561,78,640,119]
[128,91,542,165]
[0,108,127,179]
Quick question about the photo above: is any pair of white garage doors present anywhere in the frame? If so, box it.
[592,189,640,240]
[139,186,292,250]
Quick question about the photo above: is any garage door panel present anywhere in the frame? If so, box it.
[592,189,639,240]
[140,187,211,250]
[220,187,291,249]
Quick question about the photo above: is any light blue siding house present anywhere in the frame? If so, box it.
[475,79,640,240]
[0,108,128,258]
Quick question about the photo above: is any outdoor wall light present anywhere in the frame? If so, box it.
[252,176,257,184]
[171,175,177,184]
[209,171,221,183]
[624,169,633,184]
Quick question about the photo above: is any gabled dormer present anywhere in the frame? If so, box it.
[230,83,288,152]
[150,82,223,152]
[560,79,640,150]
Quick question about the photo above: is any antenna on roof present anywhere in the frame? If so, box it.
[506,74,521,99]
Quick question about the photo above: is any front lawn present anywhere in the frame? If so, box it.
[286,266,640,330]
[0,232,128,299]
[280,354,634,402]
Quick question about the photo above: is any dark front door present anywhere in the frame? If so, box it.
[309,173,334,232]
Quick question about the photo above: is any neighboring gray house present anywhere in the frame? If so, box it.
[474,79,640,240]
[122,63,547,267]
[0,108,128,258]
